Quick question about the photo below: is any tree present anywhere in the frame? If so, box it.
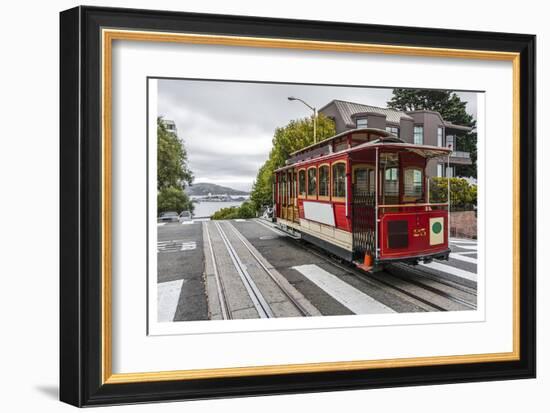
[158,186,194,214]
[210,201,256,220]
[157,117,194,214]
[157,117,193,191]
[429,177,477,210]
[387,89,477,178]
[249,114,336,211]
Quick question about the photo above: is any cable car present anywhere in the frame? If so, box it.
[273,128,452,271]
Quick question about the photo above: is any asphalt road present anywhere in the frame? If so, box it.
[156,219,478,322]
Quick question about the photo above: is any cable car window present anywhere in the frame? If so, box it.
[307,167,317,196]
[404,168,423,199]
[281,173,286,205]
[332,163,346,198]
[354,167,374,193]
[290,171,295,199]
[319,165,329,197]
[384,167,399,196]
[298,170,306,196]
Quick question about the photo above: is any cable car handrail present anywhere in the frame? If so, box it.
[378,202,449,208]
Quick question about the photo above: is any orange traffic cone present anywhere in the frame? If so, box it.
[363,253,373,267]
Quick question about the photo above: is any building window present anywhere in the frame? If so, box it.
[404,168,423,199]
[298,170,306,196]
[332,163,346,198]
[437,164,444,177]
[446,135,455,151]
[384,167,399,196]
[319,165,330,197]
[386,126,400,137]
[437,127,444,147]
[413,126,424,145]
[307,167,317,197]
[356,117,368,128]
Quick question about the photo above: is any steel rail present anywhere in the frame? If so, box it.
[257,217,474,312]
[291,239,445,311]
[386,264,477,310]
[204,222,231,320]
[214,221,274,318]
[391,262,477,296]
[226,222,310,317]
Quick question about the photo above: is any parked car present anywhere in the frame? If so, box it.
[158,211,179,223]
[179,211,192,222]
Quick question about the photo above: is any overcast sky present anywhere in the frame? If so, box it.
[157,79,478,192]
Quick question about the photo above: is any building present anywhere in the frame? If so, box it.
[162,119,178,136]
[319,99,473,178]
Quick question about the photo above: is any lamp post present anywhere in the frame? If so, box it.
[288,96,317,144]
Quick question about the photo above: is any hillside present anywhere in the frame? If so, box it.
[185,182,250,196]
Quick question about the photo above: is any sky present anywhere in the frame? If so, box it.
[157,79,478,192]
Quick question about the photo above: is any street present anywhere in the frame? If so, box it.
[157,218,478,322]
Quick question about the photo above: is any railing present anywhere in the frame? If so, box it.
[450,150,471,159]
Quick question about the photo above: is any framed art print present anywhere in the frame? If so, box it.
[60,6,536,407]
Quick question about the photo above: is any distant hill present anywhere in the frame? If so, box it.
[186,182,250,196]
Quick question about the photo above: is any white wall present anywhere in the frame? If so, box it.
[0,0,545,411]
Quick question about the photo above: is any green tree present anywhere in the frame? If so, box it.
[387,89,477,178]
[250,114,336,211]
[157,118,194,214]
[157,117,193,191]
[210,201,256,220]
[429,177,477,210]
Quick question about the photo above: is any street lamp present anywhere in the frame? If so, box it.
[288,96,317,144]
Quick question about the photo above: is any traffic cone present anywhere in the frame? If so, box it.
[363,253,373,267]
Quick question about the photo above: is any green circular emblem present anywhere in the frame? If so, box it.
[432,221,442,234]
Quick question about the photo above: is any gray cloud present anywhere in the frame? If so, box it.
[157,79,478,191]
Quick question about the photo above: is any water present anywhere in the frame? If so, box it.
[193,201,244,218]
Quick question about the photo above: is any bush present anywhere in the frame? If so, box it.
[429,177,477,210]
[211,201,256,220]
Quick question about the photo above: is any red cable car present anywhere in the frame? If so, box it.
[273,128,452,271]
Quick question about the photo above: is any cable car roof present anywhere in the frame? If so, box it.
[289,127,395,157]
[275,134,452,172]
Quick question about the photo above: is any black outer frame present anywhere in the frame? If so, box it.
[60,6,536,407]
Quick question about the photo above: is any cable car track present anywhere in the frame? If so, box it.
[209,221,310,319]
[203,222,231,320]
[386,264,477,310]
[225,222,311,317]
[280,232,476,312]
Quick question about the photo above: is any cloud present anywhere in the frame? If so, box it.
[157,79,479,191]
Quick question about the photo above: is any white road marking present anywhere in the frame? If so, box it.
[181,220,195,225]
[449,253,478,264]
[454,251,478,256]
[420,261,477,282]
[157,279,183,322]
[292,264,395,314]
[450,238,477,244]
[452,244,478,251]
[157,223,166,226]
[234,219,247,222]
[180,241,197,251]
[157,240,196,253]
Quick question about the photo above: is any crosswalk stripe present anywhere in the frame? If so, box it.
[450,238,477,244]
[292,264,395,314]
[420,261,477,282]
[157,240,197,253]
[453,245,478,251]
[449,253,478,264]
[157,279,183,322]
